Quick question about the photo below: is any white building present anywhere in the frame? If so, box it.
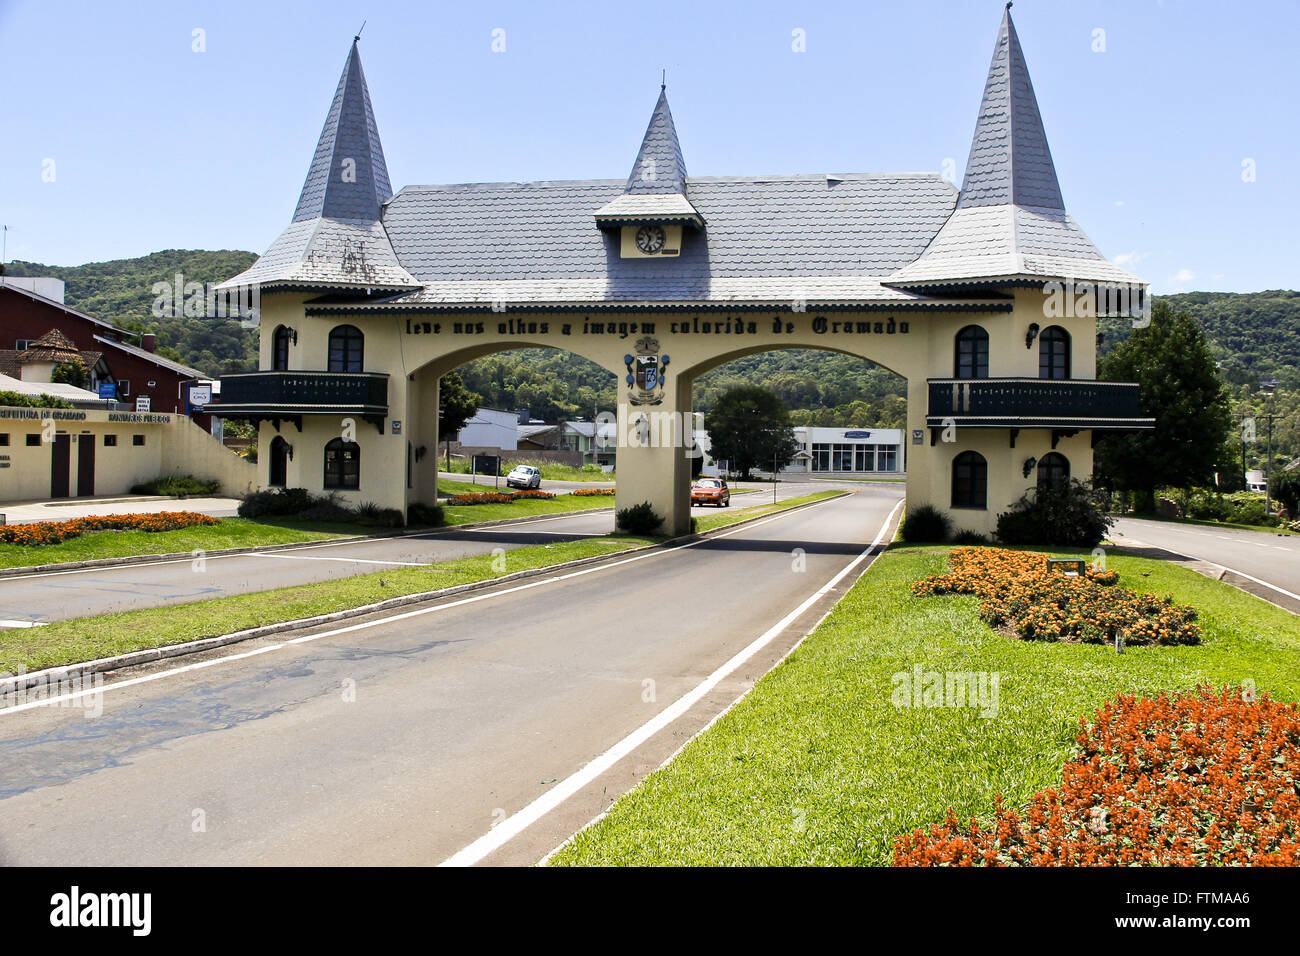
[782,427,904,476]
[455,407,518,450]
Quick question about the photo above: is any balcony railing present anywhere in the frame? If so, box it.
[926,378,1153,430]
[209,371,389,422]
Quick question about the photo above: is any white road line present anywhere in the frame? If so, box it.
[0,494,851,716]
[1114,536,1300,604]
[0,620,47,629]
[243,553,427,567]
[0,511,609,583]
[438,497,905,867]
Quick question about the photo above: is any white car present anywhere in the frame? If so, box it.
[506,465,542,490]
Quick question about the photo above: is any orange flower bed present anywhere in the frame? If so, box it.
[571,488,616,497]
[513,490,556,500]
[912,547,1200,646]
[0,511,220,547]
[894,686,1300,866]
[446,492,516,505]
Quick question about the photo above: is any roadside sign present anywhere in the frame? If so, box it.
[135,396,151,412]
[188,385,212,407]
[98,383,117,400]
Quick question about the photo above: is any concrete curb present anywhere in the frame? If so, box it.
[0,506,617,578]
[0,491,850,696]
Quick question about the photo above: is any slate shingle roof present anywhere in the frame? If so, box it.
[227,10,1142,305]
[887,7,1142,290]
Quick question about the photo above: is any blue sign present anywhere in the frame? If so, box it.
[844,430,872,439]
[98,383,117,399]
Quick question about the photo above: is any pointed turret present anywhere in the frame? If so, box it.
[889,5,1140,290]
[220,39,416,292]
[958,5,1063,210]
[595,86,704,228]
[293,39,393,222]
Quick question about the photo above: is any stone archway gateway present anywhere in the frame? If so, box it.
[211,6,1153,538]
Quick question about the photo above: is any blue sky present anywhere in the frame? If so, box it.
[1,0,1296,293]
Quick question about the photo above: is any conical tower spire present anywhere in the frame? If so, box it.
[293,39,393,222]
[625,87,689,195]
[958,4,1063,210]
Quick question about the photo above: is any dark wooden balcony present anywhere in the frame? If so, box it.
[209,371,388,431]
[926,378,1153,438]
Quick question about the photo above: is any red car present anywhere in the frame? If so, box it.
[691,477,731,507]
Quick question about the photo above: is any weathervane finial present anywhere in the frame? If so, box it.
[355,19,366,43]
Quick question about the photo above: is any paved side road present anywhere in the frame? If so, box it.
[0,480,860,626]
[0,486,903,866]
[1110,517,1300,612]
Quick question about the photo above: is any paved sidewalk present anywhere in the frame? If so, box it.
[0,495,242,524]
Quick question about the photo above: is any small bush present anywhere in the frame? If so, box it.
[1222,491,1268,526]
[951,529,989,546]
[407,503,445,527]
[996,479,1113,548]
[299,495,356,524]
[371,508,405,528]
[237,487,313,519]
[616,501,662,535]
[900,504,952,543]
[0,390,73,409]
[131,475,221,497]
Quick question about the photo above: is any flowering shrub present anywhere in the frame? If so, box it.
[571,488,616,497]
[893,686,1300,866]
[0,512,220,546]
[912,547,1200,646]
[513,490,556,500]
[446,492,516,505]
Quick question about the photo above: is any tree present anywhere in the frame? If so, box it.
[1093,303,1232,510]
[50,358,88,389]
[704,385,800,479]
[438,372,481,440]
[438,372,482,468]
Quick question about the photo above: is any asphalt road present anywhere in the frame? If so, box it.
[0,485,903,865]
[0,480,855,626]
[1110,517,1300,610]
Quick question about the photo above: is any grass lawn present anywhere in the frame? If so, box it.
[692,491,844,534]
[550,544,1300,866]
[446,462,614,483]
[439,486,614,525]
[0,518,352,570]
[0,534,656,673]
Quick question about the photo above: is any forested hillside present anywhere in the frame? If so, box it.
[4,251,1295,454]
[4,250,258,375]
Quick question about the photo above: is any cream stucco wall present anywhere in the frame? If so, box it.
[0,407,255,503]
[243,286,1101,536]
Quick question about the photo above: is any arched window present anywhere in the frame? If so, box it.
[952,451,987,509]
[272,325,291,371]
[1039,325,1070,380]
[1037,452,1070,493]
[954,325,989,379]
[269,436,290,487]
[324,438,360,489]
[327,325,364,373]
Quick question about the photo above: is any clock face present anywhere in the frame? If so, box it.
[635,225,666,254]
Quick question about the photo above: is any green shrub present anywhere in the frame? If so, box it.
[299,495,356,524]
[237,487,313,518]
[951,529,990,546]
[0,390,73,409]
[616,501,662,535]
[996,479,1114,548]
[900,504,952,543]
[407,502,446,527]
[1272,470,1300,517]
[1222,492,1267,525]
[130,475,221,496]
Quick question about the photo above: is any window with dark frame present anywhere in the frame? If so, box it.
[26,434,41,446]
[327,325,364,373]
[954,325,989,379]
[1036,452,1070,493]
[133,434,145,446]
[0,434,8,446]
[273,325,292,371]
[103,434,117,447]
[951,451,988,509]
[1039,325,1070,380]
[324,437,360,489]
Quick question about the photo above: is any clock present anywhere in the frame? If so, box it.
[635,225,666,255]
